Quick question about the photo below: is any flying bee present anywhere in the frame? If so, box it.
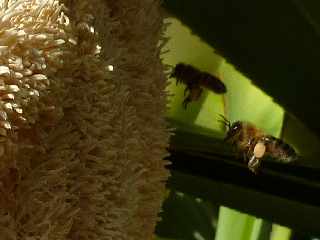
[219,115,297,173]
[170,63,227,109]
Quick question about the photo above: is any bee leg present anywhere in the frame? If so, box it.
[248,155,258,167]
[248,155,261,174]
[198,87,204,100]
[182,95,191,109]
[184,87,190,96]
[244,143,254,163]
[243,152,248,163]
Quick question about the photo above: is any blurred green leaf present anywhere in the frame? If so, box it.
[215,207,262,240]
[156,191,218,240]
[220,60,284,136]
[270,224,291,240]
[155,237,178,240]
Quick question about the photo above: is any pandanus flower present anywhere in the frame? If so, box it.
[0,0,170,239]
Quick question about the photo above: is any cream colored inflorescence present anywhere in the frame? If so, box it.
[0,0,73,169]
[0,0,170,239]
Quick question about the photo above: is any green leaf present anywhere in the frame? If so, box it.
[270,224,291,240]
[156,191,218,240]
[215,207,263,240]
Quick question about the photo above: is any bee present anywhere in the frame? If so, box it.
[219,115,297,173]
[170,63,227,109]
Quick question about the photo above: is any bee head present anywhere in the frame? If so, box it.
[224,121,243,142]
[170,63,187,78]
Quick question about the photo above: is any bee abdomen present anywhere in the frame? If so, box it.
[265,136,297,162]
[201,73,227,94]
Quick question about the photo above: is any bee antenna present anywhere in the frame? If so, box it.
[218,114,231,129]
